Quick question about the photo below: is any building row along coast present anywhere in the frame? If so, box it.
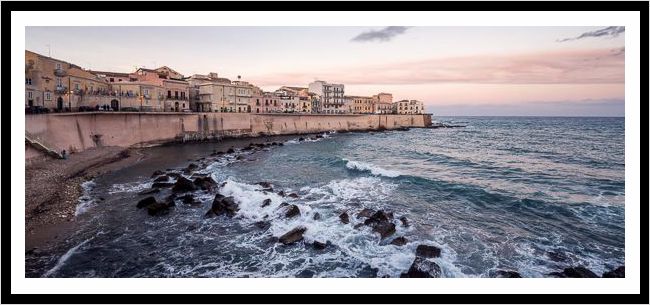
[25,50,425,115]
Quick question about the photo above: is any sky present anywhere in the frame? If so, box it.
[25,26,625,116]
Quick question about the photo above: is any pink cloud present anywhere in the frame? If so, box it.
[249,48,624,87]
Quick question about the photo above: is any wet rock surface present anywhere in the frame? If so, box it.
[339,212,350,224]
[390,237,408,246]
[172,176,197,193]
[284,204,301,218]
[206,195,239,218]
[415,244,441,258]
[279,227,307,245]
[548,266,598,278]
[602,266,624,278]
[400,257,442,278]
[495,270,522,278]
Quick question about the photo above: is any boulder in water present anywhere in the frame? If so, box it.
[172,176,197,193]
[261,198,272,207]
[399,216,409,227]
[400,257,441,278]
[415,244,441,258]
[208,195,239,217]
[339,212,350,224]
[151,182,174,189]
[147,202,172,216]
[277,190,286,197]
[548,266,598,278]
[137,196,157,209]
[496,270,522,278]
[312,212,321,220]
[287,193,299,198]
[178,194,195,205]
[257,181,272,188]
[357,208,375,219]
[602,266,624,278]
[390,237,408,246]
[254,221,271,230]
[226,148,235,154]
[193,176,217,191]
[153,175,169,182]
[151,170,164,178]
[372,221,396,239]
[279,226,307,245]
[284,204,301,218]
[138,188,160,195]
[313,241,328,250]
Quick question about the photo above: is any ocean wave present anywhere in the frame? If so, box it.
[43,237,92,277]
[344,159,401,178]
[108,181,153,194]
[75,180,97,216]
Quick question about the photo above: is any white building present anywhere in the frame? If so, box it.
[308,80,345,114]
[393,99,425,114]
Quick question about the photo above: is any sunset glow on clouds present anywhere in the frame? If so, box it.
[26,26,625,116]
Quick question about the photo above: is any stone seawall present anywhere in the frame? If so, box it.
[25,112,432,159]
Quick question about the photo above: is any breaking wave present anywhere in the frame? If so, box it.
[344,159,402,178]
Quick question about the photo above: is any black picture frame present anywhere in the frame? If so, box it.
[3,1,647,303]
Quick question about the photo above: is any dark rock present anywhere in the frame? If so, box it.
[602,266,624,278]
[209,195,239,217]
[547,251,569,262]
[147,202,171,216]
[284,204,301,218]
[261,198,272,207]
[226,148,235,154]
[315,134,324,139]
[364,210,392,226]
[496,270,522,278]
[178,194,195,205]
[257,182,272,188]
[193,176,217,191]
[153,175,169,182]
[278,202,289,208]
[372,222,396,239]
[99,197,105,201]
[400,257,441,278]
[279,226,307,245]
[262,187,274,192]
[271,142,278,146]
[167,172,182,179]
[164,194,176,207]
[185,163,198,172]
[357,208,376,219]
[390,237,408,246]
[278,142,284,146]
[151,170,164,178]
[277,190,286,197]
[138,188,160,195]
[353,223,365,229]
[313,241,328,250]
[236,155,244,160]
[151,182,174,189]
[415,244,442,258]
[298,137,305,142]
[187,224,197,231]
[172,176,197,193]
[312,212,321,220]
[254,221,271,230]
[287,193,299,198]
[137,196,157,209]
[549,267,598,278]
[339,212,350,224]
[399,216,409,227]
[242,145,254,151]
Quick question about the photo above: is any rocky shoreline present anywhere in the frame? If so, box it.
[25,146,146,251]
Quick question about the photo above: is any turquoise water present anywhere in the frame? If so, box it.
[28,117,625,278]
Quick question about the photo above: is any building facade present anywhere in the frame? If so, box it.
[393,100,425,114]
[346,95,374,114]
[372,92,393,114]
[308,80,345,114]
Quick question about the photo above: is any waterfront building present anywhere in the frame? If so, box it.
[25,50,111,111]
[309,93,321,114]
[372,92,393,114]
[346,95,374,114]
[197,77,258,113]
[131,67,190,112]
[308,80,345,114]
[393,99,425,114]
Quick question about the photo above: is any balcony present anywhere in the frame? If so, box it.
[54,68,67,77]
[55,86,68,94]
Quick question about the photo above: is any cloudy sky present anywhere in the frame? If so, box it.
[26,26,625,116]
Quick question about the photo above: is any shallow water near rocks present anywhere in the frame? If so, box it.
[26,117,624,278]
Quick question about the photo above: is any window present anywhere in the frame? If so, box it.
[74,83,80,90]
[110,78,115,82]
[144,89,149,95]
[45,92,52,100]
[175,91,179,98]
[56,63,62,70]
[56,78,62,87]
[26,78,32,85]
[167,90,172,98]
[27,91,33,99]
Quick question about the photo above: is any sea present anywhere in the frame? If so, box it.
[26,116,625,278]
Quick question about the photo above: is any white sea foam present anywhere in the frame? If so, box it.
[75,180,96,216]
[43,237,92,277]
[344,159,402,178]
[108,181,153,194]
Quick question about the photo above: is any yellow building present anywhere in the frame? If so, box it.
[393,99,425,114]
[346,95,374,114]
[25,50,109,111]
